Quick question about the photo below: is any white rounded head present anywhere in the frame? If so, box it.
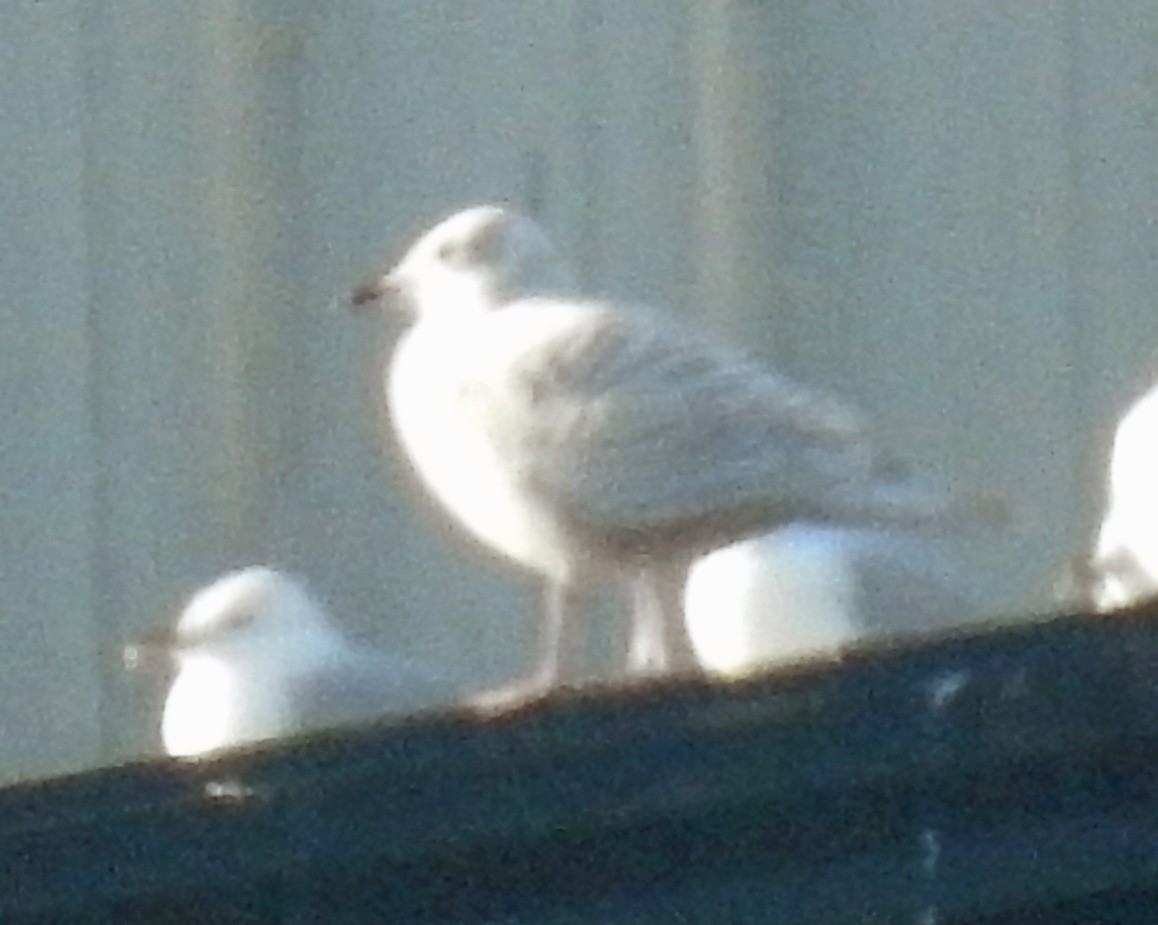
[161,567,340,757]
[356,205,574,318]
[173,567,340,663]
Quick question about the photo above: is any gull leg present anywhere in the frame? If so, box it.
[467,579,584,713]
[628,574,667,675]
[628,563,701,678]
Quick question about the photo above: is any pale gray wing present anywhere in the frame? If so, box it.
[492,299,878,547]
[289,650,450,735]
[842,529,984,639]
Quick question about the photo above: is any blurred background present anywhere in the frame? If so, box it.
[3,0,1158,783]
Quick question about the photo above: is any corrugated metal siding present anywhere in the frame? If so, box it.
[0,0,101,782]
[3,0,1158,782]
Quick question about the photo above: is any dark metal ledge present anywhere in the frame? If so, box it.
[6,603,1158,923]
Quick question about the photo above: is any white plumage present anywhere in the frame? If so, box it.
[355,206,950,703]
[1091,382,1158,609]
[133,568,447,757]
[686,524,980,676]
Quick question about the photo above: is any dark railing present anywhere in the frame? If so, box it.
[4,602,1158,923]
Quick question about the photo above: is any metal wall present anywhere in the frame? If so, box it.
[3,0,1158,782]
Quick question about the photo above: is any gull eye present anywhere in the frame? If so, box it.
[224,609,257,633]
[436,239,463,262]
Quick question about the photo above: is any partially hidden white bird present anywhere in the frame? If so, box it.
[126,567,449,757]
[685,523,982,677]
[352,205,957,707]
[1089,381,1158,609]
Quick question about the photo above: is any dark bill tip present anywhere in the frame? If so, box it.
[350,280,383,308]
[348,270,414,322]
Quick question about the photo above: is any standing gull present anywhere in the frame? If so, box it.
[1088,380,1158,609]
[352,205,944,706]
[125,567,448,757]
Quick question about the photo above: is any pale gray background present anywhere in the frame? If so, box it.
[4,0,1157,783]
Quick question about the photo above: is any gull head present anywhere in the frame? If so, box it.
[155,567,344,670]
[352,205,574,319]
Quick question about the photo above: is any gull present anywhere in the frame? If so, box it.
[1088,380,1158,609]
[685,523,981,676]
[125,567,449,757]
[352,205,952,706]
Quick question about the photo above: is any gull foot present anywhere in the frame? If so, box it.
[464,673,558,715]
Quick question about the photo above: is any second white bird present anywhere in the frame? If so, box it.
[134,567,448,757]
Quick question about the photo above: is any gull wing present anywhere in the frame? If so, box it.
[289,649,450,735]
[481,298,878,552]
